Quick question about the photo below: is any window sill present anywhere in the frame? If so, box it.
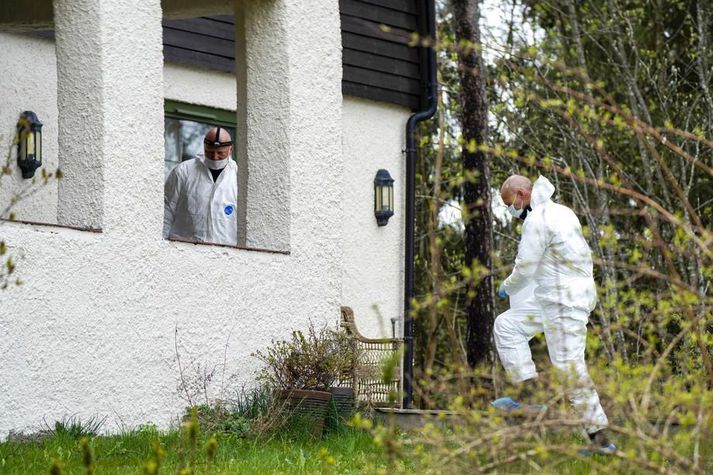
[166,237,290,255]
[0,218,102,233]
[0,220,290,255]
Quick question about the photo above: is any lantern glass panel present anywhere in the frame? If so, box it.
[381,186,390,212]
[375,184,383,210]
[27,132,35,157]
[18,134,26,162]
[36,130,41,161]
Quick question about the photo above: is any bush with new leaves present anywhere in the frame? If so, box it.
[253,322,358,392]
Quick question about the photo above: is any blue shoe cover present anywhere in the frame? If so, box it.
[491,397,522,410]
[492,397,547,414]
[578,443,617,456]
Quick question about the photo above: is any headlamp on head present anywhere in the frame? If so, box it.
[204,126,233,147]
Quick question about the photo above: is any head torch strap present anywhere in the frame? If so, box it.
[205,126,232,147]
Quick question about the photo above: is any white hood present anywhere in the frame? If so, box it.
[530,175,555,209]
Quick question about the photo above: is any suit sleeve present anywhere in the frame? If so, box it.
[503,216,548,295]
[163,168,181,239]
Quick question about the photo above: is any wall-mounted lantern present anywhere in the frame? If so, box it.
[16,111,43,179]
[374,168,394,226]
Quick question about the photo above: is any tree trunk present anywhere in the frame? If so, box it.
[453,0,493,368]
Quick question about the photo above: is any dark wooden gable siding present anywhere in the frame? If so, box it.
[163,5,426,110]
[37,6,427,110]
[340,0,425,110]
[162,16,236,73]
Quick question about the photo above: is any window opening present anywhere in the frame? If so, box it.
[164,100,236,179]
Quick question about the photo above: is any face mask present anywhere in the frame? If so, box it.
[507,196,531,220]
[205,157,229,170]
[508,203,524,218]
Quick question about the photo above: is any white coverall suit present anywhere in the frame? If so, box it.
[163,154,238,246]
[495,175,608,433]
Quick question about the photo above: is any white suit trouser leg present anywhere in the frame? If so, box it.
[494,297,609,433]
[493,298,542,382]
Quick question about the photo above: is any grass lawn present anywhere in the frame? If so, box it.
[0,425,387,474]
[2,420,709,474]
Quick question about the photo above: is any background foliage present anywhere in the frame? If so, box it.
[405,0,712,471]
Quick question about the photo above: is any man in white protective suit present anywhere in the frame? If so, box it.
[493,174,615,454]
[163,127,238,246]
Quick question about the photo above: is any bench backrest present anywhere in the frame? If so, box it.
[340,306,403,408]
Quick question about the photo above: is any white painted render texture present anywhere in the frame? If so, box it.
[235,0,293,251]
[163,64,237,111]
[0,0,406,437]
[341,97,407,339]
[0,33,59,224]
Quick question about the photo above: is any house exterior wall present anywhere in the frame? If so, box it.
[341,97,407,338]
[163,63,237,111]
[0,0,406,437]
[0,33,59,224]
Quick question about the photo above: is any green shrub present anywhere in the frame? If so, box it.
[253,322,358,392]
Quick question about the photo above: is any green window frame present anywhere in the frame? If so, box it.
[163,100,237,178]
[164,99,237,127]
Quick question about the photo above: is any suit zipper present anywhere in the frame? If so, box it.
[207,166,220,240]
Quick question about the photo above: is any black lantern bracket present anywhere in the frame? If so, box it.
[16,111,43,179]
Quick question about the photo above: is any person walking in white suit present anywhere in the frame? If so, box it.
[494,174,615,453]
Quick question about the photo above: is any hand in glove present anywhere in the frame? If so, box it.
[497,282,508,299]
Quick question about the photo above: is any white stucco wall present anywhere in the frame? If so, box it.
[235,0,292,252]
[0,33,59,224]
[163,63,237,111]
[0,38,236,227]
[0,0,406,438]
[341,97,407,339]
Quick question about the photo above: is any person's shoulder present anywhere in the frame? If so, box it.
[173,158,200,173]
[555,201,578,217]
[544,200,573,214]
[546,201,582,227]
[530,200,566,229]
[166,159,199,185]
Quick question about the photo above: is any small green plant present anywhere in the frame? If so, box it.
[43,415,107,439]
[182,385,272,437]
[227,385,273,422]
[253,321,358,392]
[185,403,247,437]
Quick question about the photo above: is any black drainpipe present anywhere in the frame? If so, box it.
[403,0,437,409]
